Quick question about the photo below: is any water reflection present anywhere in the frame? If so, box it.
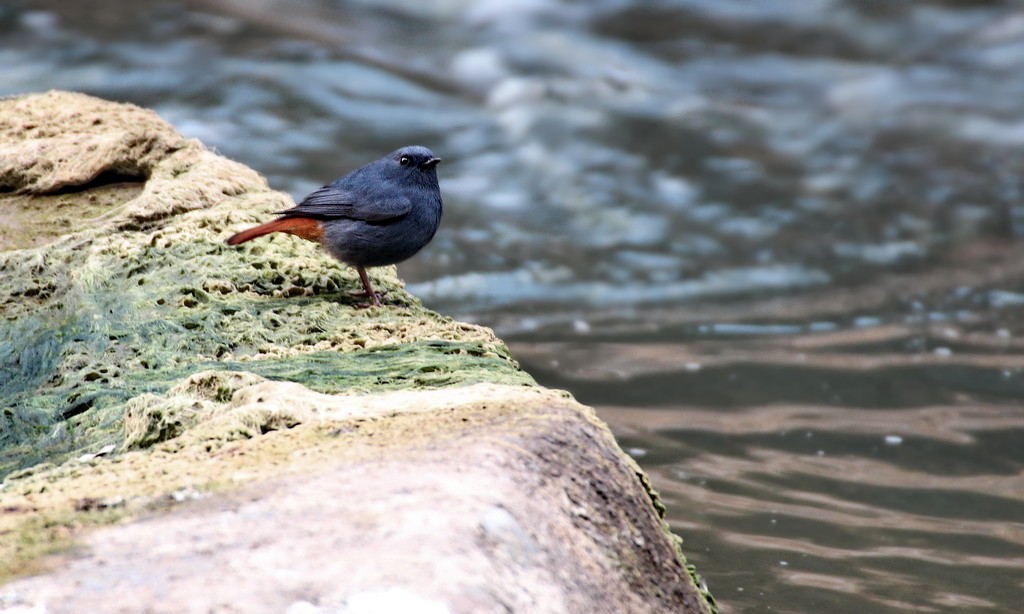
[514,314,1024,611]
[5,0,1024,611]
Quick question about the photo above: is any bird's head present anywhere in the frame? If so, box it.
[391,145,442,174]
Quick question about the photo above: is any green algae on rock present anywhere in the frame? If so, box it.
[123,370,269,450]
[0,91,530,479]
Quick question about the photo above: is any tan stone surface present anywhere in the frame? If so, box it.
[2,380,708,614]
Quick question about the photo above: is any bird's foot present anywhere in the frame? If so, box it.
[347,288,386,307]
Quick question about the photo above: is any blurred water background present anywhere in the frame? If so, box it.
[4,0,1024,611]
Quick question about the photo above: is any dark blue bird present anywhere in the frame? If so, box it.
[227,146,442,306]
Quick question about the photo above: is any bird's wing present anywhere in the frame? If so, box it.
[279,184,412,223]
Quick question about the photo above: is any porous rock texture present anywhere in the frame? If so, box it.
[0,91,715,614]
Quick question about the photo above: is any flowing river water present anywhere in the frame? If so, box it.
[4,1,1024,611]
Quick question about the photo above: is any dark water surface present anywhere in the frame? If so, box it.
[4,1,1024,611]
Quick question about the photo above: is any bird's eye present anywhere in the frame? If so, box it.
[399,156,410,166]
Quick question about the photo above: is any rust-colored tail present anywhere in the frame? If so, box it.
[226,216,324,245]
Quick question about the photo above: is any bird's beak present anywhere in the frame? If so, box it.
[423,157,442,169]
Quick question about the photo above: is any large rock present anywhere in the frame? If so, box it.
[0,91,715,613]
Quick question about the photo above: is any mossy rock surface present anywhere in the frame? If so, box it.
[0,91,530,479]
[0,92,715,613]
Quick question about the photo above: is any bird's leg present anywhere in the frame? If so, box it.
[354,265,382,307]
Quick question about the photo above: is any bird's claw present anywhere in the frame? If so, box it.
[347,289,385,307]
